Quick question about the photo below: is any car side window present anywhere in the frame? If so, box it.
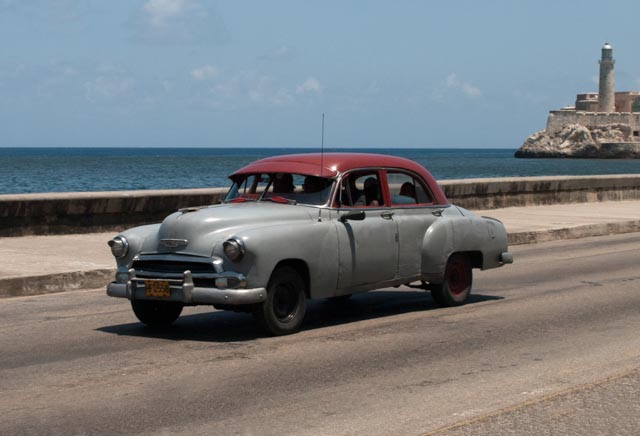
[339,172,383,207]
[387,172,433,206]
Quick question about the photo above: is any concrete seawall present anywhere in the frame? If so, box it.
[439,174,640,210]
[2,175,639,237]
[0,189,224,237]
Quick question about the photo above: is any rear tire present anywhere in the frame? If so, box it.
[131,300,183,326]
[253,266,306,336]
[431,254,472,307]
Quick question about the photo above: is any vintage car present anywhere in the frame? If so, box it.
[107,153,512,335]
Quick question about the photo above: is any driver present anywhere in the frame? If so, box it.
[302,176,325,194]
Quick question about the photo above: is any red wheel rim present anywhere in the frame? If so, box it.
[447,258,470,295]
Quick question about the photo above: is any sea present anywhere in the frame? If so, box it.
[2,147,640,195]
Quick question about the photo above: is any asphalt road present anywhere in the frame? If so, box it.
[1,233,639,436]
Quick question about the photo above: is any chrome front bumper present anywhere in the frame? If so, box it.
[106,267,266,305]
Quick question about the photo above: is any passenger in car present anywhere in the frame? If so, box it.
[399,182,416,200]
[272,173,295,193]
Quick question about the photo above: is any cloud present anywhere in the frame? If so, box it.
[189,71,305,109]
[247,75,294,106]
[258,46,295,62]
[85,76,134,102]
[296,77,322,95]
[0,1,91,32]
[131,0,225,45]
[445,73,481,98]
[191,65,220,80]
[363,80,380,96]
[432,73,481,102]
[36,63,79,97]
[272,88,294,105]
[249,88,293,106]
[143,0,192,27]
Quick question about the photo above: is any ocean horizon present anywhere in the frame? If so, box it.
[2,147,640,195]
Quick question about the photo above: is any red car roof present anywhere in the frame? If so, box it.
[230,152,448,205]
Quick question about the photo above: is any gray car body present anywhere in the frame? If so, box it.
[107,191,510,304]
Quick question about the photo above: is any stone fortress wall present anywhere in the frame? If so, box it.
[575,92,640,112]
[546,110,640,136]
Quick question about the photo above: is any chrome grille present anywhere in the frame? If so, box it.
[128,254,244,289]
[132,259,215,275]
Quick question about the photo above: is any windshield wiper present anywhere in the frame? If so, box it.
[261,196,297,205]
[226,197,258,204]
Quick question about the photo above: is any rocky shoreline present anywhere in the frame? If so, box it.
[515,123,640,158]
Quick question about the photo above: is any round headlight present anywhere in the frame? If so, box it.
[223,238,245,261]
[108,236,129,258]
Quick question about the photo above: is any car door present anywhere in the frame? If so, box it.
[335,170,399,289]
[385,171,439,279]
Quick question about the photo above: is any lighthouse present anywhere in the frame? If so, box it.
[598,42,615,112]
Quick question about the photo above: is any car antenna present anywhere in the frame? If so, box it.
[318,113,325,222]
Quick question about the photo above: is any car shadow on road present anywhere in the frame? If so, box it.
[97,289,502,343]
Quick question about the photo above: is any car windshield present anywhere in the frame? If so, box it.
[225,173,334,206]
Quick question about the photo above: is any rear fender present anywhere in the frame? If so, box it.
[421,218,455,283]
[421,213,509,283]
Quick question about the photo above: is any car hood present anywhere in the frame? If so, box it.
[144,202,317,257]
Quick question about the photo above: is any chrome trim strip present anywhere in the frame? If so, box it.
[132,270,246,282]
[159,239,189,248]
[133,253,216,263]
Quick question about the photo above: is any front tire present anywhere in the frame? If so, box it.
[131,300,183,326]
[253,266,306,336]
[431,254,472,307]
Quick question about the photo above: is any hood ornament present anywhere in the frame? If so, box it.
[159,239,189,249]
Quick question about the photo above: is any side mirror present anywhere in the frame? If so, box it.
[339,210,366,222]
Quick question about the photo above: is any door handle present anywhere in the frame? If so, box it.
[432,208,444,217]
[380,211,395,220]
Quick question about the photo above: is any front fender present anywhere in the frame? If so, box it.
[112,223,161,268]
[213,220,339,298]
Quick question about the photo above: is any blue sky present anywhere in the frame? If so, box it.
[2,0,640,148]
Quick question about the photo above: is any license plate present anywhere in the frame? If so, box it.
[144,280,171,298]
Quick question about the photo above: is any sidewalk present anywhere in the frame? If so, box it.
[1,200,639,298]
[475,199,640,245]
